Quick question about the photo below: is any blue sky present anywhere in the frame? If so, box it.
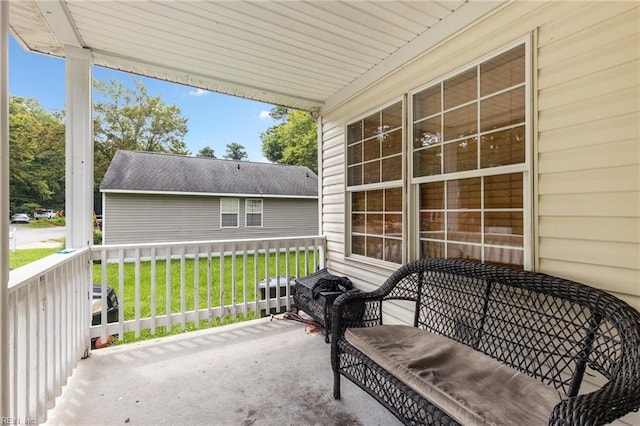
[8,35,277,162]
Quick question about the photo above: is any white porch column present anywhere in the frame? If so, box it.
[64,47,93,249]
[1,0,10,415]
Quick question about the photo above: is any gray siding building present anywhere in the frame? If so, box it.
[100,151,318,245]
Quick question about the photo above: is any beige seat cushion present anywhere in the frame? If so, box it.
[345,325,562,426]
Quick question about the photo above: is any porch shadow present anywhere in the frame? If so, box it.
[45,317,402,425]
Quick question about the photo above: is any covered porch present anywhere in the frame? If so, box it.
[44,317,400,426]
[3,1,639,425]
[2,2,511,420]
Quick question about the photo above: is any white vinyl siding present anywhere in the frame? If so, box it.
[221,198,239,228]
[320,6,638,422]
[320,1,639,319]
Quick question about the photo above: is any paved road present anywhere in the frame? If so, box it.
[8,224,66,249]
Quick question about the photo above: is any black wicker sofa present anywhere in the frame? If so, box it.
[331,258,640,425]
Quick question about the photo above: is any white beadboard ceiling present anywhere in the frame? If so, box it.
[9,0,505,112]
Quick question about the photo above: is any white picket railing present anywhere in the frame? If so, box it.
[89,236,326,344]
[4,235,325,423]
[6,248,92,424]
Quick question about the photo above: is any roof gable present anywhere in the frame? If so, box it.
[100,151,318,198]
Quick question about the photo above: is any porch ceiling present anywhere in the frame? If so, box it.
[9,0,504,112]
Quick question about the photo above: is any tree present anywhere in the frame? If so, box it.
[197,146,217,158]
[260,107,317,173]
[224,142,248,160]
[93,78,190,187]
[9,96,65,212]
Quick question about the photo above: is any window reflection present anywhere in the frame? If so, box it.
[444,67,477,110]
[413,116,441,148]
[480,127,525,168]
[350,187,403,264]
[412,44,525,180]
[419,173,524,265]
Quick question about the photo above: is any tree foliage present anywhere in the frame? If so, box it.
[197,146,217,158]
[9,96,65,213]
[93,78,190,186]
[224,142,248,160]
[260,108,317,173]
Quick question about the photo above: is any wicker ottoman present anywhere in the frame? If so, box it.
[293,268,346,343]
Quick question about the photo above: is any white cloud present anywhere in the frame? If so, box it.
[188,88,209,97]
[259,110,271,120]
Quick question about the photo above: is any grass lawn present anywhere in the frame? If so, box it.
[93,251,313,344]
[9,247,60,269]
[10,245,315,345]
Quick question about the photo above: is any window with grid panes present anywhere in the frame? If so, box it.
[347,100,403,264]
[221,198,239,227]
[412,43,528,268]
[246,199,262,227]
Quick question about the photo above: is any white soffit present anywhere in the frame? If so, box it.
[9,0,506,112]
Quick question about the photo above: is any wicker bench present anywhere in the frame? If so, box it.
[331,258,640,425]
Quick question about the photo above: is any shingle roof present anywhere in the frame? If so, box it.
[100,151,318,198]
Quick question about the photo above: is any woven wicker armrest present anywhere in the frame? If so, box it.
[331,290,382,339]
[550,309,640,425]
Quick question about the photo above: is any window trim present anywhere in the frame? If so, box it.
[245,199,263,228]
[220,197,239,228]
[408,36,532,269]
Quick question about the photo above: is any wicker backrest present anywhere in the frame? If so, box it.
[379,258,640,398]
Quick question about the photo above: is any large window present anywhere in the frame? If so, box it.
[347,100,404,264]
[344,42,528,269]
[221,198,239,227]
[412,43,528,268]
[246,199,263,227]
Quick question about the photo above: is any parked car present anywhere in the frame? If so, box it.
[34,209,57,219]
[10,213,30,223]
[91,284,119,349]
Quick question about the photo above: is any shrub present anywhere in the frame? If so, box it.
[93,228,102,245]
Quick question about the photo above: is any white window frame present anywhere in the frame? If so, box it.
[408,37,532,269]
[220,198,239,228]
[245,199,263,228]
[345,97,406,267]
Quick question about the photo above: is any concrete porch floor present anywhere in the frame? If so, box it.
[45,317,402,426]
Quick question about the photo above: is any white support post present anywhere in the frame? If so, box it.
[315,113,325,268]
[1,0,10,416]
[64,47,93,249]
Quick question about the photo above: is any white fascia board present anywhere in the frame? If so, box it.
[100,189,318,199]
[321,0,507,114]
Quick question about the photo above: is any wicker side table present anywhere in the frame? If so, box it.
[293,269,345,343]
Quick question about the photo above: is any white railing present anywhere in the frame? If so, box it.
[89,236,326,344]
[4,235,325,423]
[6,248,92,424]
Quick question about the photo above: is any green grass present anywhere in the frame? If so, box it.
[9,247,61,269]
[28,216,65,228]
[9,245,315,345]
[93,251,314,344]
